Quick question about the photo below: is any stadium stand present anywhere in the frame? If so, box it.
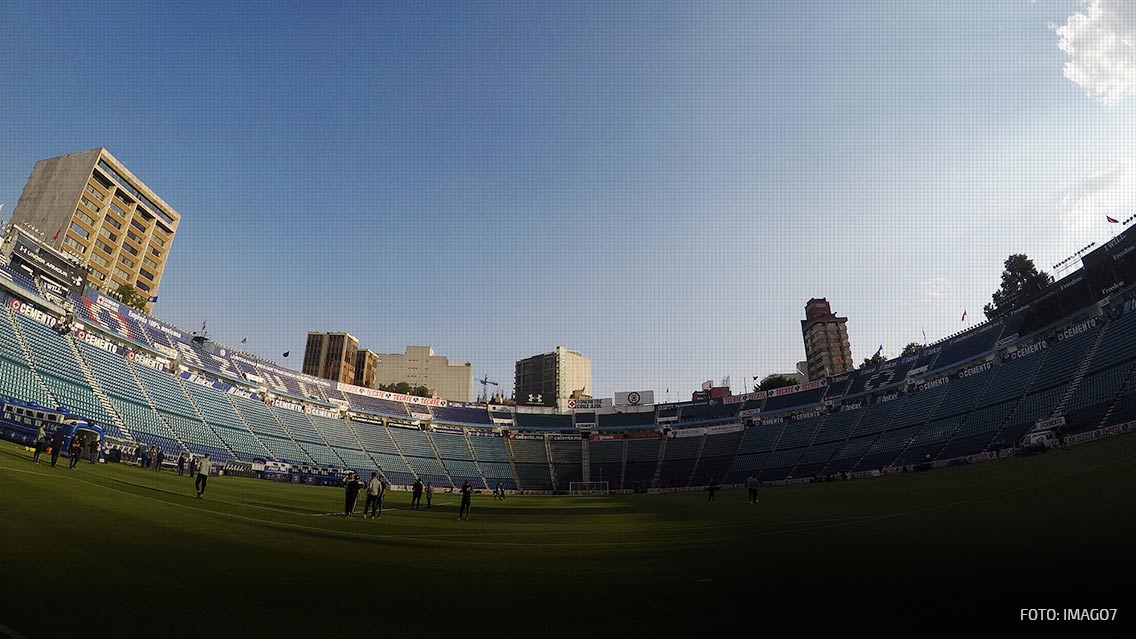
[467,433,515,490]
[429,429,486,488]
[588,437,625,488]
[4,225,1136,495]
[549,438,583,487]
[387,424,452,486]
[507,436,553,490]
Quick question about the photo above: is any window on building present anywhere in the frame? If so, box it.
[74,210,96,226]
[99,227,117,242]
[104,216,122,230]
[113,267,130,281]
[143,256,158,269]
[62,237,85,254]
[119,255,134,268]
[109,202,127,217]
[136,280,151,292]
[79,197,100,213]
[94,240,113,254]
[69,223,89,239]
[130,219,147,233]
[152,235,166,247]
[91,253,110,268]
[123,243,138,256]
[85,183,105,201]
[150,247,162,258]
[126,230,141,243]
[139,268,154,281]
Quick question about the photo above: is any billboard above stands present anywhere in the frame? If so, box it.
[567,398,612,410]
[614,390,654,406]
[725,391,767,405]
[332,381,448,407]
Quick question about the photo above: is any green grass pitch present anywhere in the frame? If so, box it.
[1,436,1134,637]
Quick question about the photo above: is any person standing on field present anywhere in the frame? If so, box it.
[364,472,383,519]
[68,436,83,469]
[706,477,719,503]
[176,453,186,476]
[425,481,434,509]
[33,424,46,463]
[746,474,760,504]
[195,454,212,499]
[411,478,424,510]
[49,427,66,468]
[343,472,364,517]
[458,480,473,520]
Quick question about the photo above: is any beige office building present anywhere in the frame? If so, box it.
[373,345,472,402]
[303,332,360,385]
[514,346,591,407]
[10,148,180,312]
[801,298,853,381]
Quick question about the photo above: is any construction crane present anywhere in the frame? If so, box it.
[478,375,499,403]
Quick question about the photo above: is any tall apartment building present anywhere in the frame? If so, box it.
[302,332,360,384]
[800,298,853,381]
[514,346,591,408]
[372,345,472,402]
[354,349,378,388]
[10,149,180,312]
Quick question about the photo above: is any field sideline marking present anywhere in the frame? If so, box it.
[2,446,1135,548]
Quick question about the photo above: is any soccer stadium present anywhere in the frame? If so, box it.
[1,216,1135,636]
[5,3,1136,637]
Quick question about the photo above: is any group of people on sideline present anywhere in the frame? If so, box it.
[343,473,474,520]
[31,424,100,469]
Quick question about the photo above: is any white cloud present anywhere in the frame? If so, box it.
[1058,159,1136,230]
[918,277,949,299]
[1055,0,1136,104]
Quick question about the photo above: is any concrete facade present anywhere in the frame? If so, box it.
[800,298,853,381]
[302,332,360,385]
[372,345,473,402]
[514,346,591,407]
[10,148,180,312]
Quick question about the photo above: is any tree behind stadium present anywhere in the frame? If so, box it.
[983,254,1053,320]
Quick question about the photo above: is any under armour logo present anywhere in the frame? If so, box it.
[528,394,543,404]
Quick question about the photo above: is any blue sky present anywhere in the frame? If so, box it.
[2,1,1135,400]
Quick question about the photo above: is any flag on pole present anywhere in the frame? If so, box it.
[52,225,62,241]
[201,321,206,332]
[147,296,158,303]
[922,327,927,342]
[240,336,247,344]
[961,310,968,322]
[875,344,883,356]
[1107,216,1119,224]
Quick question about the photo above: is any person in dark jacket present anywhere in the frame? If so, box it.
[87,438,98,463]
[458,480,473,520]
[411,478,424,510]
[706,477,719,502]
[176,453,186,476]
[155,447,165,471]
[68,436,83,469]
[50,428,66,468]
[343,472,364,517]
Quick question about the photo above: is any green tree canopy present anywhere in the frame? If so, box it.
[861,352,887,368]
[378,382,432,398]
[984,254,1053,319]
[901,342,924,356]
[110,283,148,311]
[754,374,799,392]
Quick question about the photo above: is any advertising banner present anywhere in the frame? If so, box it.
[332,381,447,406]
[614,390,654,406]
[567,398,611,410]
